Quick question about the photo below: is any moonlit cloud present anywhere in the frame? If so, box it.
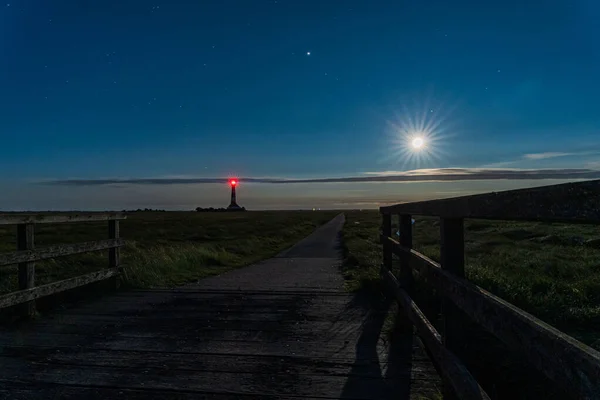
[42,168,600,186]
[523,152,575,160]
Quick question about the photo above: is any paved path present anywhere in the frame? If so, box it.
[0,214,440,399]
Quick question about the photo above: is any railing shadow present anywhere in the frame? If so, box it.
[339,290,413,400]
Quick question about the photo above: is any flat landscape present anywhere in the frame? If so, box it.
[342,210,600,351]
[0,211,338,295]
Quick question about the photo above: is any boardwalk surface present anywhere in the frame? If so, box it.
[0,214,440,399]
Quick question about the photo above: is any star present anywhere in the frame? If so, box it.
[306,51,311,56]
[6,3,10,7]
[497,69,501,73]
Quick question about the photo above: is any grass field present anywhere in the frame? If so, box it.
[341,210,600,351]
[0,211,338,294]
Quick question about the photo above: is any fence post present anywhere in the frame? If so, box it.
[381,213,392,271]
[440,217,465,400]
[108,220,120,288]
[398,214,413,290]
[17,223,35,317]
[397,214,414,333]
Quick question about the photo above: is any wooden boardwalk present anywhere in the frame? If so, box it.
[0,215,440,399]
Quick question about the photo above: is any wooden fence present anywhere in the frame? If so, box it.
[379,179,600,400]
[0,213,126,317]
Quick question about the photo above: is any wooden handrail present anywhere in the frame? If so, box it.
[0,239,125,266]
[0,267,122,309]
[379,181,600,399]
[0,213,127,317]
[382,269,490,400]
[0,212,126,226]
[381,235,600,397]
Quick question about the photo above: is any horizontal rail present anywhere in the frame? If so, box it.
[381,235,600,398]
[382,269,490,400]
[0,239,125,267]
[0,267,121,309]
[380,179,600,223]
[0,213,126,226]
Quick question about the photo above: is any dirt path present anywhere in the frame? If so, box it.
[0,214,439,399]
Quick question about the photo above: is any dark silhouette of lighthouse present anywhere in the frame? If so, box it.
[227,180,245,211]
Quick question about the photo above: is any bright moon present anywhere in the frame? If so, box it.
[411,137,425,149]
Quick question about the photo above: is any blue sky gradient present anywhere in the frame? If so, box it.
[1,0,600,210]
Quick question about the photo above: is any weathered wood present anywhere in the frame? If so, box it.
[380,179,600,223]
[382,213,392,271]
[0,238,125,267]
[0,212,126,226]
[382,269,490,400]
[382,235,600,398]
[108,220,120,288]
[440,218,465,400]
[398,214,413,289]
[396,214,414,334]
[108,220,120,267]
[17,223,35,317]
[0,267,121,309]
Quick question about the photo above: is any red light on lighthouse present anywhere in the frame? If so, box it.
[230,179,237,187]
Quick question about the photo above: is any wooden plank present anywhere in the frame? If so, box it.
[439,218,465,400]
[0,212,126,226]
[0,384,270,400]
[380,179,600,223]
[0,347,436,378]
[0,363,424,399]
[382,269,490,400]
[0,238,125,267]
[17,223,36,317]
[383,235,600,398]
[0,267,121,309]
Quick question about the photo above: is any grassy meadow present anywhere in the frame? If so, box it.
[0,211,338,294]
[341,210,600,351]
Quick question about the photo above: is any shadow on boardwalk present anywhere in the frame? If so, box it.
[340,290,419,400]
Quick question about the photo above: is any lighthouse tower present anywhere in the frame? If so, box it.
[227,179,244,211]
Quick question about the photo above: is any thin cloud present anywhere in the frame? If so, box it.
[523,152,575,160]
[41,168,600,186]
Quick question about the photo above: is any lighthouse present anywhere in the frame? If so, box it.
[227,179,244,211]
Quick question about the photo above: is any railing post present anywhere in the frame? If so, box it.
[17,223,35,317]
[108,220,120,288]
[440,217,465,400]
[398,214,413,291]
[397,214,414,333]
[381,212,392,271]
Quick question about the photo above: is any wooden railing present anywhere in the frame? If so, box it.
[0,213,126,317]
[379,179,600,400]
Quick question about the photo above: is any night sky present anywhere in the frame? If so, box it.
[2,0,600,210]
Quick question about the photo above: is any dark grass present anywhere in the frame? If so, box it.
[341,210,600,399]
[0,211,339,294]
